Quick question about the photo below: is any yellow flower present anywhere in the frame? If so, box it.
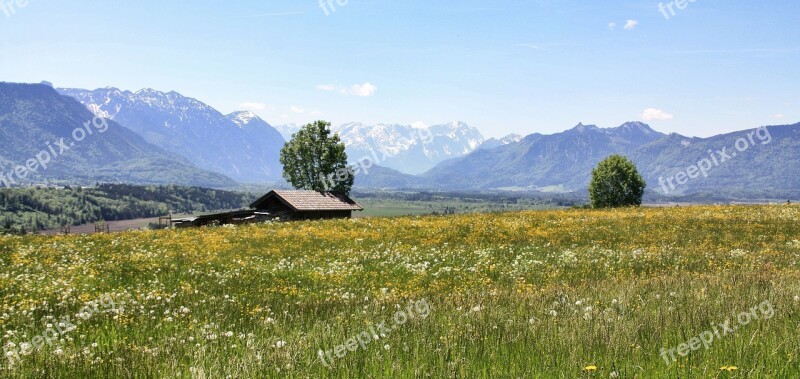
[720,365,738,371]
[583,365,598,372]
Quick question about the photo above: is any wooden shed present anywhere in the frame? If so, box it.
[250,190,363,220]
[171,190,362,228]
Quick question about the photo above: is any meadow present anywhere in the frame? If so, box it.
[0,205,799,378]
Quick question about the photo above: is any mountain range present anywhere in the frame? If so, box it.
[2,81,798,200]
[0,83,235,187]
[58,87,286,183]
[409,121,799,198]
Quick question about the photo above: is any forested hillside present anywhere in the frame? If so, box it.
[0,184,257,233]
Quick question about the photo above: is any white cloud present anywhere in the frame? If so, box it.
[290,106,304,114]
[641,108,674,121]
[773,113,785,119]
[349,82,378,96]
[310,110,322,116]
[410,121,428,129]
[608,22,616,30]
[624,20,638,30]
[316,82,378,97]
[239,102,267,111]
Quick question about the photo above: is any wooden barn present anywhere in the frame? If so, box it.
[171,190,362,227]
[250,190,363,220]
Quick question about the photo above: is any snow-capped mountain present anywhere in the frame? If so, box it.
[273,123,302,141]
[336,121,485,174]
[58,88,286,183]
[478,134,523,150]
[273,121,485,174]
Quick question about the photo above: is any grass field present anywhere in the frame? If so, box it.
[1,205,799,378]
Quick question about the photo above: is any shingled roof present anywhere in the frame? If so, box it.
[250,190,363,212]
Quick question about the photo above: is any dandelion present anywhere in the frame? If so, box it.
[383,344,390,350]
[720,366,738,371]
[583,365,598,372]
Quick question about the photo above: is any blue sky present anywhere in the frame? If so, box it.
[1,1,798,138]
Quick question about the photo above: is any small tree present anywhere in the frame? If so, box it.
[279,120,353,195]
[588,154,646,208]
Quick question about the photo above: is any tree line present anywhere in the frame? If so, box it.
[0,184,258,234]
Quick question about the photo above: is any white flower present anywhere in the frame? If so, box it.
[274,340,287,348]
[549,310,558,317]
[54,348,64,356]
[471,305,482,312]
[265,317,275,324]
[91,343,98,348]
[224,331,234,337]
[794,295,799,302]
[19,342,32,355]
[383,344,390,350]
[610,371,619,378]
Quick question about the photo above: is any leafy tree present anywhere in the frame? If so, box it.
[279,120,353,195]
[589,155,646,208]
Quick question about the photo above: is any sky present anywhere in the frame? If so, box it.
[1,0,798,138]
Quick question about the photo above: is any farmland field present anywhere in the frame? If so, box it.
[1,205,799,378]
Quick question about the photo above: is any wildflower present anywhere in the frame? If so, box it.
[609,371,619,378]
[720,366,738,371]
[54,348,64,356]
[383,344,390,350]
[274,340,286,348]
[583,365,598,372]
[549,310,558,317]
[794,295,799,302]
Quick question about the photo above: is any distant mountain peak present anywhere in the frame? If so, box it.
[227,111,264,127]
[572,123,598,133]
[618,121,657,135]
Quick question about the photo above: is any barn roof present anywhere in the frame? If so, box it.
[250,190,363,212]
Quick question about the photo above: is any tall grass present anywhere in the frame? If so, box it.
[0,205,798,377]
